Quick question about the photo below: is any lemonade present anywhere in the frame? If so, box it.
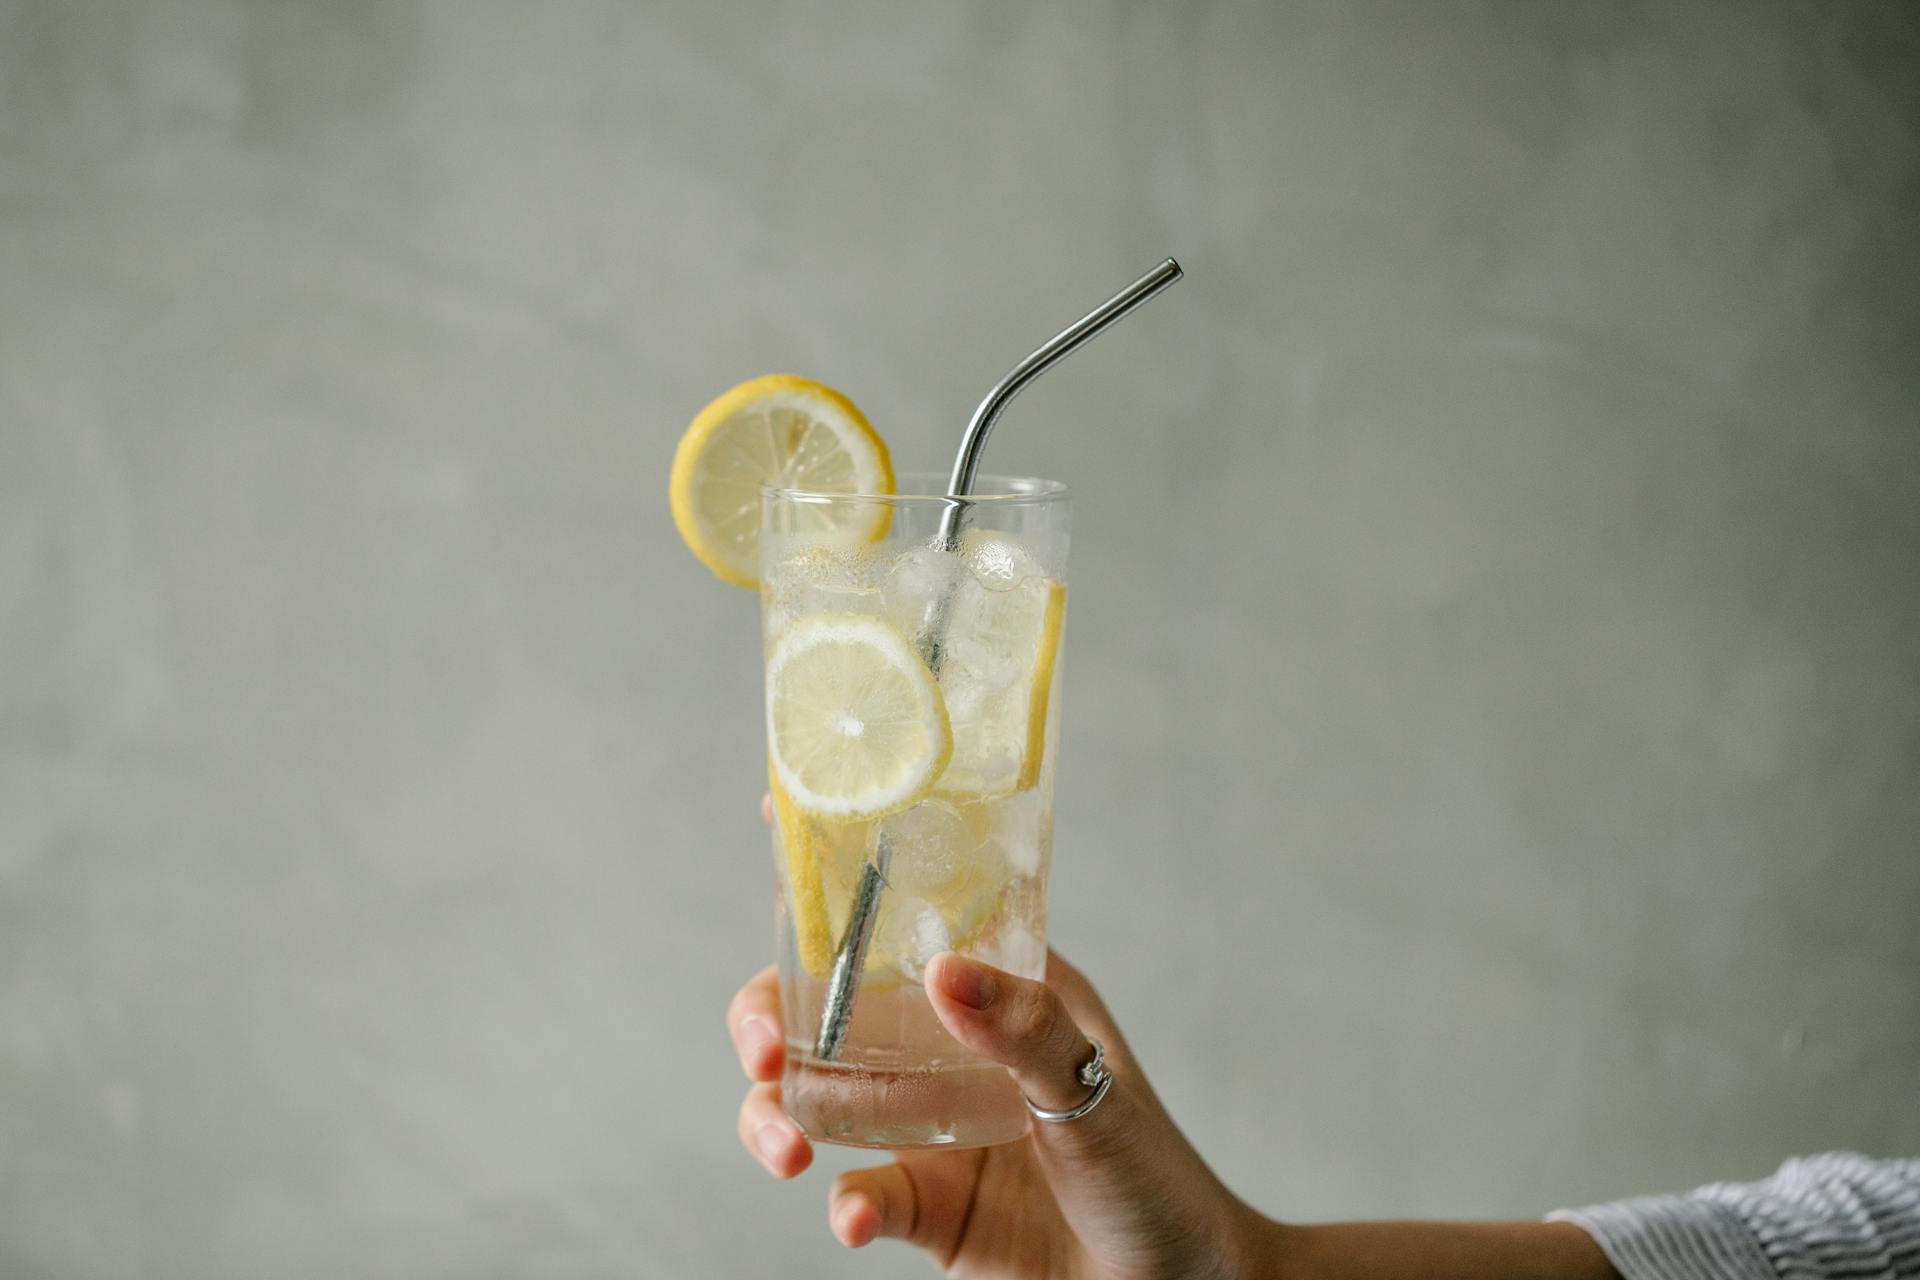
[762,479,1068,1148]
[667,373,1072,1149]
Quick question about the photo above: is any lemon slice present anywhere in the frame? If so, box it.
[768,761,833,977]
[1015,580,1066,790]
[669,375,893,590]
[925,535,1067,796]
[767,615,951,820]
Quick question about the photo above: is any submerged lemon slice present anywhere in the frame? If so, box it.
[669,375,893,590]
[768,761,833,977]
[767,615,951,820]
[1015,579,1067,791]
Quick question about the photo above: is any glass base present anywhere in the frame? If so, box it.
[782,1049,1032,1150]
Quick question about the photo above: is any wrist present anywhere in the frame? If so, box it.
[1223,1203,1299,1280]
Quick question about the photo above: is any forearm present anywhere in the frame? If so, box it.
[1241,1214,1617,1280]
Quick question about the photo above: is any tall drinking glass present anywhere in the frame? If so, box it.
[759,474,1070,1149]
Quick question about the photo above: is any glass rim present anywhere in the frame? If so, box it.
[763,470,1069,506]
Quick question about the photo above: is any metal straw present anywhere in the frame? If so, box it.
[813,257,1184,1061]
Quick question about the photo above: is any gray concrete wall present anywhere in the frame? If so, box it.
[3,2,1916,1276]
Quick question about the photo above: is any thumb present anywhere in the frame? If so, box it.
[925,952,1122,1136]
[927,952,1255,1274]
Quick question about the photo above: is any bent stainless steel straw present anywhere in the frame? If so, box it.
[813,257,1184,1061]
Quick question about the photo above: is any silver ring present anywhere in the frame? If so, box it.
[1026,1037,1114,1123]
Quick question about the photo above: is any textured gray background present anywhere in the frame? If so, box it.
[3,1,1917,1276]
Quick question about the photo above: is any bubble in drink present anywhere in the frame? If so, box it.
[966,536,1026,591]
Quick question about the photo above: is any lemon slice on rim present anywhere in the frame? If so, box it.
[767,615,951,820]
[669,374,894,590]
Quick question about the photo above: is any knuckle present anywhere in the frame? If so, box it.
[831,1171,888,1224]
[1007,980,1068,1048]
[727,976,773,1029]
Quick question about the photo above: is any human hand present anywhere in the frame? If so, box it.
[727,954,1272,1278]
[730,806,1273,1278]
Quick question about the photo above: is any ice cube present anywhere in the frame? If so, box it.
[985,788,1049,878]
[880,546,960,649]
[877,800,967,899]
[976,920,1045,980]
[764,545,881,635]
[870,895,950,983]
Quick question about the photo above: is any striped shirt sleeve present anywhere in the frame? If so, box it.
[1548,1152,1920,1280]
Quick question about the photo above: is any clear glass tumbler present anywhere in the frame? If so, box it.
[759,473,1070,1148]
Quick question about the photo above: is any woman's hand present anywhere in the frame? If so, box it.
[726,942,1274,1279]
[730,795,1617,1280]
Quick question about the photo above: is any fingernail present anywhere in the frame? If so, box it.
[742,1015,776,1058]
[834,1202,868,1247]
[936,953,996,1009]
[755,1124,788,1165]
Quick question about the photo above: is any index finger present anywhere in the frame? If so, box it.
[726,965,785,1082]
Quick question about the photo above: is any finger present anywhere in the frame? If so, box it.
[829,1162,920,1249]
[761,792,772,825]
[726,966,784,1082]
[924,952,1095,1113]
[932,951,1224,1239]
[737,1081,812,1179]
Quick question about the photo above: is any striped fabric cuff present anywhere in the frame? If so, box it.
[1548,1195,1780,1280]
